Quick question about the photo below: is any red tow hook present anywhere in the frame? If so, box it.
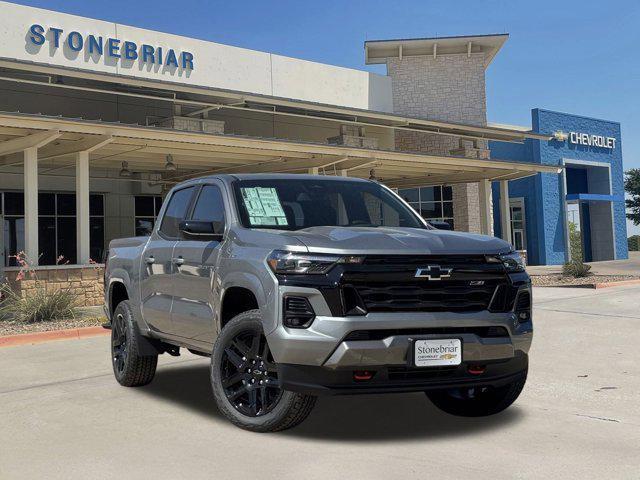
[353,370,375,381]
[467,365,486,375]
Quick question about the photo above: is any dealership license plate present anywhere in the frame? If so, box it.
[413,339,462,367]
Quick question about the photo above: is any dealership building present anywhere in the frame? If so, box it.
[0,1,628,305]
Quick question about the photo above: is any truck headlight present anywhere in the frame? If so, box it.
[267,250,363,275]
[495,251,526,272]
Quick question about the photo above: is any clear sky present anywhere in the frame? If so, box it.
[9,0,640,234]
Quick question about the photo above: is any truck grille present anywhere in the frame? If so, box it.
[341,255,509,313]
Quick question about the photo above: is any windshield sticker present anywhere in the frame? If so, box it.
[241,187,288,226]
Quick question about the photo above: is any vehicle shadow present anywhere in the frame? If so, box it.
[141,362,525,442]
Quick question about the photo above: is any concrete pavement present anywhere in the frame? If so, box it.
[1,285,639,479]
[526,251,640,276]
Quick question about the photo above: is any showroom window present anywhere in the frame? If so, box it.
[1,192,104,266]
[398,186,454,229]
[134,195,162,236]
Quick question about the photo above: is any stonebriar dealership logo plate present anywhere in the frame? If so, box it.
[414,339,462,367]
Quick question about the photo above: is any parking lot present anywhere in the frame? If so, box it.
[1,285,639,479]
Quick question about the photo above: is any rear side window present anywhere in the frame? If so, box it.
[159,186,196,238]
[191,185,226,231]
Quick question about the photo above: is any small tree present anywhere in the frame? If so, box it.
[568,221,583,262]
[625,169,640,226]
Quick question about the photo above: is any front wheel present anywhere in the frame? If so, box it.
[426,369,527,417]
[210,310,316,432]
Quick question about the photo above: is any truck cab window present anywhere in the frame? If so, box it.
[159,186,195,238]
[191,185,225,231]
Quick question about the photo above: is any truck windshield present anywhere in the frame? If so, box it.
[233,178,425,230]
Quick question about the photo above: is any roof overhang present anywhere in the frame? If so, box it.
[0,111,561,188]
[0,58,549,144]
[365,34,509,68]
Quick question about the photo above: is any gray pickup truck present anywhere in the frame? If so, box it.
[104,174,532,432]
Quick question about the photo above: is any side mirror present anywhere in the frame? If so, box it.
[179,220,224,240]
[428,220,452,230]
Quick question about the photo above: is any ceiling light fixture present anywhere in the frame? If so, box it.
[165,154,177,171]
[119,161,132,177]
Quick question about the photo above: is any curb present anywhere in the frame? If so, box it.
[0,326,109,348]
[535,279,640,289]
[592,279,640,289]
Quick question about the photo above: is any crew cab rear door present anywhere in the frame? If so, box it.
[170,182,227,341]
[139,185,197,334]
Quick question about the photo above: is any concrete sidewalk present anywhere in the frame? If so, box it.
[1,285,639,479]
[527,251,640,276]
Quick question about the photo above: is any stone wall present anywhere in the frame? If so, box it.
[387,53,491,233]
[4,266,104,307]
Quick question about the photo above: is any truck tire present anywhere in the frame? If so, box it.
[111,300,158,387]
[210,310,316,432]
[426,369,527,417]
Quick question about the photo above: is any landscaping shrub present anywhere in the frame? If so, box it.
[562,261,592,278]
[0,283,78,323]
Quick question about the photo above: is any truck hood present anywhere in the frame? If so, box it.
[283,226,512,256]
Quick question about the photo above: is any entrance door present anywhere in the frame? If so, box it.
[171,183,226,342]
[509,199,527,252]
[139,186,197,334]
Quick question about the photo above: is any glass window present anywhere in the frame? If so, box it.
[135,218,155,237]
[57,217,77,264]
[191,185,225,229]
[2,192,105,266]
[38,217,56,265]
[56,193,76,215]
[234,179,423,230]
[4,217,24,266]
[160,187,195,237]
[4,192,24,216]
[398,185,454,229]
[90,216,105,262]
[38,193,55,215]
[135,196,155,216]
[400,188,419,203]
[134,196,162,236]
[89,194,104,216]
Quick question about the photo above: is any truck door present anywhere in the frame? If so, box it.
[170,183,226,341]
[139,186,197,334]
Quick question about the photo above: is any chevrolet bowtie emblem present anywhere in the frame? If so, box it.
[415,265,452,281]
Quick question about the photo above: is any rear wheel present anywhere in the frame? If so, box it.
[210,310,316,432]
[426,369,527,417]
[111,300,158,387]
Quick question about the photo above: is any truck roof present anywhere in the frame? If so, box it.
[174,173,376,187]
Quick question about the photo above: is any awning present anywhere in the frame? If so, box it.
[0,58,550,145]
[0,111,561,188]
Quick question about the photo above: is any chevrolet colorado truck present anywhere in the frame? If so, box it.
[104,174,532,432]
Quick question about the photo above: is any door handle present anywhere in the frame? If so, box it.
[144,256,155,264]
[172,256,184,266]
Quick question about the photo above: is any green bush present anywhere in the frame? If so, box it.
[0,284,78,323]
[562,261,592,278]
[629,235,640,252]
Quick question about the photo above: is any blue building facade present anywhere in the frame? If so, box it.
[490,109,628,265]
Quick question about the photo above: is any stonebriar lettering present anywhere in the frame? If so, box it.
[569,131,616,149]
[28,24,194,70]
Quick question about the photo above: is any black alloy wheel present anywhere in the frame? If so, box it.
[110,300,158,387]
[220,328,282,417]
[111,311,129,376]
[210,310,317,432]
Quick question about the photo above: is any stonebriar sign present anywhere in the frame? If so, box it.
[28,24,195,70]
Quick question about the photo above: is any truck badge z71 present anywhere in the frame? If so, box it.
[104,174,532,432]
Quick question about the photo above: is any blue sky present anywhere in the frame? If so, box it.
[9,0,640,234]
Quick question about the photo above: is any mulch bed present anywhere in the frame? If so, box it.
[531,274,640,287]
[0,316,105,336]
